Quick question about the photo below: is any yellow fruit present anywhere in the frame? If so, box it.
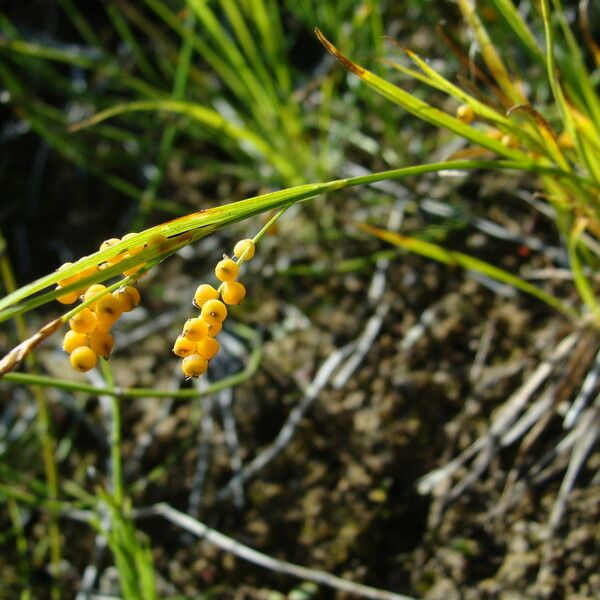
[233,239,255,260]
[196,337,220,360]
[121,253,144,276]
[113,286,140,312]
[95,294,123,322]
[69,308,98,334]
[83,284,108,305]
[221,281,246,305]
[207,321,222,337]
[145,233,168,249]
[173,335,197,357]
[56,286,79,305]
[95,317,114,333]
[456,104,475,124]
[215,258,239,282]
[56,262,80,287]
[183,318,209,341]
[181,354,208,378]
[193,284,219,308]
[88,330,114,358]
[100,238,120,251]
[501,134,518,148]
[201,299,227,325]
[70,346,98,372]
[62,330,88,353]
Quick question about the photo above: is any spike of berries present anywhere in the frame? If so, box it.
[55,234,143,373]
[174,237,255,378]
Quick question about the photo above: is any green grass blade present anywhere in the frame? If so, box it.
[567,219,600,318]
[0,158,578,318]
[315,29,533,163]
[361,223,580,321]
[70,99,297,181]
[487,0,543,61]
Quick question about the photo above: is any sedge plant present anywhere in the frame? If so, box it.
[2,0,599,596]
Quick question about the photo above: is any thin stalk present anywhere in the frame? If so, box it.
[99,359,123,507]
[3,333,262,398]
[0,230,61,600]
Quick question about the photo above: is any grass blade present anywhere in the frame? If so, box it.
[360,223,580,321]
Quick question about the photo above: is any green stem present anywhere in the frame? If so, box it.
[99,359,123,507]
[3,334,262,398]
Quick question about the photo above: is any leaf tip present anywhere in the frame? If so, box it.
[315,28,366,77]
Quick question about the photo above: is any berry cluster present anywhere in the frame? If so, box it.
[56,234,145,373]
[174,238,254,378]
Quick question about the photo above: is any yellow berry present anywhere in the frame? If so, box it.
[215,258,239,282]
[122,233,143,257]
[95,317,114,333]
[181,354,208,378]
[456,104,475,124]
[78,259,99,282]
[221,281,246,305]
[193,284,220,308]
[501,134,518,148]
[173,335,197,357]
[95,294,123,322]
[56,286,79,305]
[100,238,120,251]
[145,233,168,249]
[196,337,220,360]
[70,346,98,372]
[56,262,80,287]
[69,308,98,334]
[121,252,144,276]
[487,128,503,140]
[113,286,140,312]
[88,330,114,358]
[183,318,209,341]
[62,330,88,353]
[83,284,108,305]
[201,299,227,325]
[233,239,255,260]
[207,321,222,337]
[558,131,575,149]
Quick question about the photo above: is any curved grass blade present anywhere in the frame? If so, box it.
[360,223,580,321]
[70,99,297,182]
[0,158,580,319]
[315,29,533,163]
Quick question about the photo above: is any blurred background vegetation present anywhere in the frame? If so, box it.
[1,1,599,599]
